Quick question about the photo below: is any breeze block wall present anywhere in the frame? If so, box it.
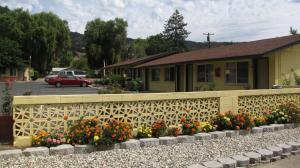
[12,88,300,147]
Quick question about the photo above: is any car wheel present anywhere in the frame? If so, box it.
[56,82,62,87]
[81,82,87,87]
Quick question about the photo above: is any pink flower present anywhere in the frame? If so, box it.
[57,140,61,144]
[52,139,57,143]
[47,138,52,142]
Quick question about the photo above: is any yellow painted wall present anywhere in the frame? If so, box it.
[267,43,300,86]
[145,59,254,92]
[148,66,176,92]
[192,59,254,91]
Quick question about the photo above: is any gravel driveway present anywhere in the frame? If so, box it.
[1,128,300,168]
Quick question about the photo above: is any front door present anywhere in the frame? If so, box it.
[186,64,193,91]
[256,58,269,89]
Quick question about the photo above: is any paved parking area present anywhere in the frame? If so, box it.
[0,81,99,111]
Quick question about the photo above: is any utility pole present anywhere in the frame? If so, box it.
[29,56,31,81]
[103,59,106,77]
[203,33,215,48]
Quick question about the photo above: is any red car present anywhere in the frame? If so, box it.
[48,75,92,87]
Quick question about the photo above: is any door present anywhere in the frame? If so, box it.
[175,65,185,92]
[145,68,149,90]
[256,58,269,89]
[186,64,193,91]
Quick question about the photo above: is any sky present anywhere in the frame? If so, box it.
[0,0,300,42]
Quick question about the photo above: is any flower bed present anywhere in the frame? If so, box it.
[30,103,300,149]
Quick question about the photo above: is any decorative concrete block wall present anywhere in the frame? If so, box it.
[12,88,300,146]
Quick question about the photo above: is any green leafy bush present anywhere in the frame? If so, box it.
[31,70,39,81]
[108,75,125,87]
[94,77,110,85]
[2,82,12,113]
[267,103,300,124]
[125,79,143,91]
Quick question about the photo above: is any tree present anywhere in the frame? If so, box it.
[0,6,71,74]
[53,51,73,67]
[84,18,128,69]
[145,34,170,55]
[163,9,190,52]
[125,38,148,59]
[0,38,24,70]
[71,56,89,72]
[31,12,71,74]
[290,27,298,35]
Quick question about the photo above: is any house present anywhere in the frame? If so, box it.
[104,51,177,79]
[0,67,30,82]
[107,35,300,92]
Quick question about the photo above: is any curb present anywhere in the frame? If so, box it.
[0,123,299,167]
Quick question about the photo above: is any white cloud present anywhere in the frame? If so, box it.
[0,0,300,42]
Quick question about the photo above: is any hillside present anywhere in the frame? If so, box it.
[70,32,236,53]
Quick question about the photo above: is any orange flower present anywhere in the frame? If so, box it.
[63,115,68,120]
[219,112,225,117]
[181,117,186,123]
[185,124,190,128]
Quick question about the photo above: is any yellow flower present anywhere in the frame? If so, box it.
[94,136,99,141]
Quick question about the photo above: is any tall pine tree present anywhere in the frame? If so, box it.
[163,10,190,52]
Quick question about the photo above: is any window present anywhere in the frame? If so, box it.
[66,71,73,76]
[197,64,213,82]
[151,68,160,81]
[74,71,85,75]
[225,62,248,84]
[164,67,175,81]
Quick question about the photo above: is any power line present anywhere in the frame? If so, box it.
[203,33,215,48]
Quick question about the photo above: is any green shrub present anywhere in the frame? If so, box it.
[31,70,39,81]
[108,75,125,87]
[125,79,143,91]
[2,82,12,113]
[267,103,300,124]
[94,77,110,85]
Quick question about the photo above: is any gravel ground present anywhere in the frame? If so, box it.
[1,128,300,168]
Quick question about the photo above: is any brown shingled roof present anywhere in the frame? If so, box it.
[135,35,300,68]
[104,51,177,69]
